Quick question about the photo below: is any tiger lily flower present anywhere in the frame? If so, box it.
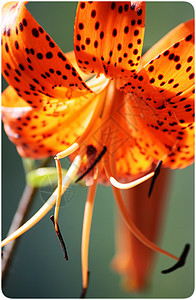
[1,1,194,296]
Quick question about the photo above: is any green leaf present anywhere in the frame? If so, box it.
[26,167,67,188]
[26,167,85,188]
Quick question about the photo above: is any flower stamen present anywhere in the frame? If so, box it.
[1,155,82,248]
[148,160,163,197]
[104,150,180,262]
[75,146,107,183]
[110,172,155,189]
[50,215,68,260]
[54,157,63,232]
[161,244,190,273]
[81,178,98,295]
[104,150,155,188]
[112,185,179,261]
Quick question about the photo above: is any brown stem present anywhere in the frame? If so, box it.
[2,184,37,281]
[2,157,52,282]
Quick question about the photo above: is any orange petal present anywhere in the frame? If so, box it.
[112,168,170,291]
[120,20,194,103]
[109,94,154,180]
[139,19,194,70]
[74,1,145,78]
[121,92,194,170]
[1,85,105,158]
[1,1,92,110]
[66,50,94,82]
[119,19,194,169]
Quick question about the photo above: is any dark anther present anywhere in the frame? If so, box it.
[75,146,107,183]
[148,160,162,197]
[162,244,190,274]
[50,215,68,260]
[80,271,90,298]
[80,287,87,298]
[87,144,97,156]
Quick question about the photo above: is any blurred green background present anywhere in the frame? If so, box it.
[2,1,194,298]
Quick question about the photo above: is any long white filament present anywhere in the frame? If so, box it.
[54,157,63,232]
[110,171,155,189]
[81,179,98,290]
[1,155,82,248]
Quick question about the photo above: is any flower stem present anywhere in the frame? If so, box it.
[2,184,37,281]
[2,157,52,282]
